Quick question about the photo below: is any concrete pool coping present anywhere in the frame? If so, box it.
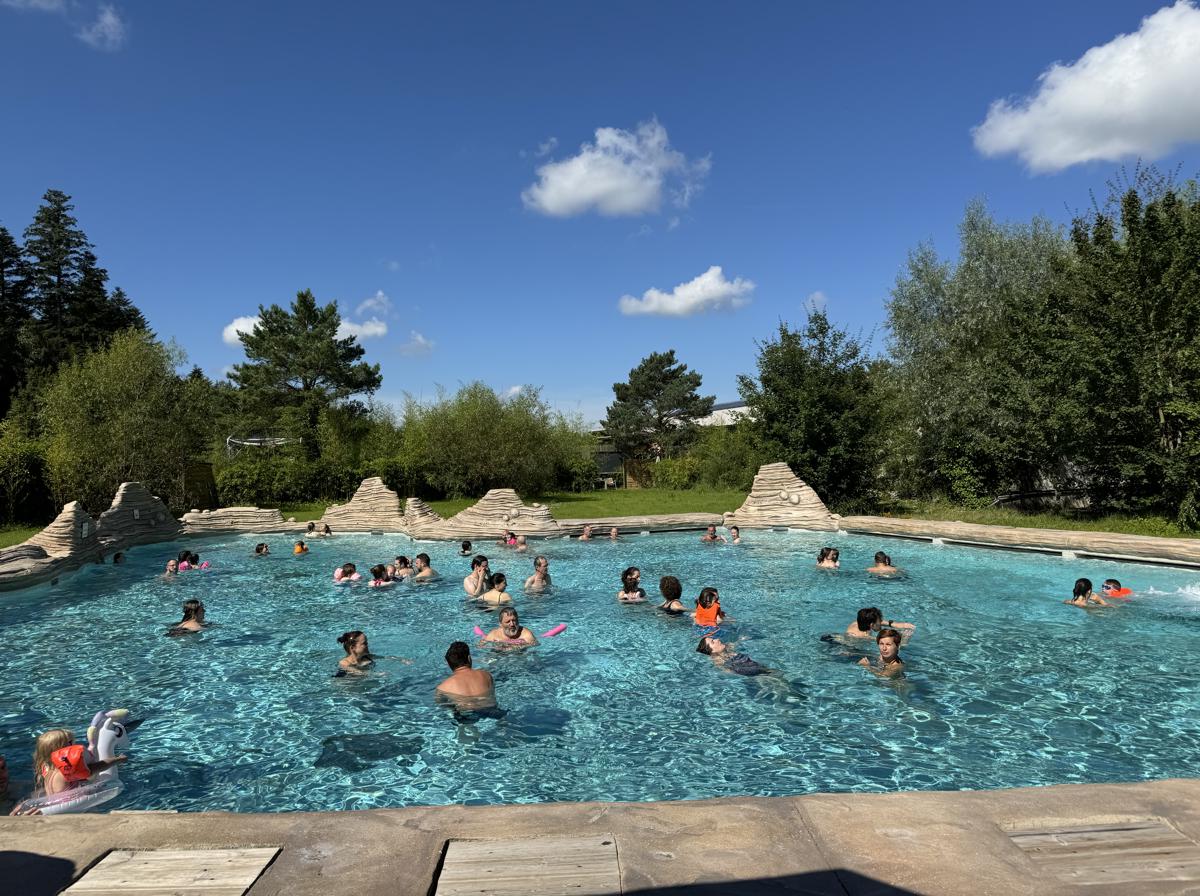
[4,778,1200,895]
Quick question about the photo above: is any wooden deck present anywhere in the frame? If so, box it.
[1006,818,1200,886]
[61,848,279,896]
[434,833,621,896]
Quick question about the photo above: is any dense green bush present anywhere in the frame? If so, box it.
[689,426,761,491]
[642,456,700,490]
[0,421,53,524]
[215,454,360,506]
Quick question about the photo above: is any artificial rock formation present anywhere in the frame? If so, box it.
[319,477,406,531]
[723,463,838,531]
[401,498,444,537]
[427,489,562,539]
[181,507,291,535]
[0,501,102,592]
[96,482,183,548]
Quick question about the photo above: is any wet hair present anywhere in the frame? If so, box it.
[323,524,332,534]
[499,607,519,624]
[307,522,316,533]
[533,555,548,569]
[254,543,268,554]
[621,567,641,591]
[471,554,489,570]
[696,587,719,609]
[112,552,124,563]
[337,630,365,654]
[874,551,891,566]
[856,607,883,632]
[415,553,431,566]
[177,549,191,564]
[730,526,739,534]
[189,552,201,565]
[818,547,840,564]
[1103,578,1122,589]
[489,572,507,590]
[876,628,903,649]
[395,555,410,569]
[461,540,472,552]
[295,540,306,548]
[33,728,74,791]
[445,641,471,669]
[659,575,682,602]
[370,564,387,581]
[1073,578,1093,599]
[696,636,715,655]
[179,599,204,623]
[341,562,357,577]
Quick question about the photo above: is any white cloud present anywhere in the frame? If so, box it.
[618,265,754,317]
[667,216,681,231]
[383,259,401,272]
[973,1,1200,172]
[399,330,434,356]
[337,317,388,340]
[535,136,558,157]
[78,3,127,51]
[504,385,522,397]
[806,290,828,312]
[356,290,392,317]
[222,315,261,346]
[1,0,67,11]
[521,119,709,217]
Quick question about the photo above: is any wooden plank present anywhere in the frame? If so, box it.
[1007,818,1200,885]
[64,848,279,895]
[435,833,620,896]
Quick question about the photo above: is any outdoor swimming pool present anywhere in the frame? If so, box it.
[2,529,1198,812]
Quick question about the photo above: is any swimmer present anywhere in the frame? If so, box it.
[335,562,360,582]
[858,628,905,677]
[459,540,473,556]
[609,527,620,540]
[1101,578,1133,599]
[321,524,332,537]
[336,630,374,673]
[578,525,593,541]
[368,564,393,587]
[514,535,528,553]
[167,599,207,635]
[393,556,414,579]
[729,526,741,545]
[866,551,898,576]
[496,530,514,547]
[693,586,726,626]
[1064,577,1109,608]
[484,607,538,646]
[524,555,552,592]
[435,641,496,708]
[700,525,726,544]
[163,559,178,576]
[413,553,438,580]
[307,522,316,535]
[254,543,270,556]
[697,635,772,676]
[846,607,915,641]
[817,547,840,569]
[479,572,512,605]
[13,728,128,812]
[617,566,647,603]
[463,555,490,597]
[657,575,686,615]
[294,541,309,554]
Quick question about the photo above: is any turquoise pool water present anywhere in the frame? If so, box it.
[2,530,1198,812]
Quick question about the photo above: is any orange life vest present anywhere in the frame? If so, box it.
[694,602,721,627]
[50,744,90,783]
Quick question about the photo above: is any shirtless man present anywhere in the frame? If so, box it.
[858,628,905,678]
[846,607,916,641]
[463,555,490,596]
[700,525,726,544]
[413,552,438,580]
[578,525,593,541]
[435,641,496,707]
[484,607,538,646]
[524,555,552,592]
[866,551,899,576]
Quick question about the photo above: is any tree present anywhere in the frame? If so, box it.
[0,225,31,417]
[229,289,382,457]
[738,310,878,508]
[39,331,207,512]
[603,350,714,461]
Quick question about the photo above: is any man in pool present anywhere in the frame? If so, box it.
[846,607,916,642]
[700,525,726,544]
[524,555,551,592]
[463,555,490,596]
[413,553,438,580]
[435,641,496,707]
[484,607,538,646]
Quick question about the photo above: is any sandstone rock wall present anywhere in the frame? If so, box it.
[0,501,102,592]
[419,489,562,539]
[723,463,838,531]
[401,498,444,537]
[182,507,291,534]
[96,482,183,547]
[319,477,406,531]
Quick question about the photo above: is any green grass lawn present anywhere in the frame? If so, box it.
[875,498,1193,540]
[276,502,330,522]
[0,525,41,549]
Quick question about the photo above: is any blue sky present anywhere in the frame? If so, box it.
[3,1,1199,423]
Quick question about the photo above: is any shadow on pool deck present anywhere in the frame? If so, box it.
[0,850,79,896]
[623,869,922,895]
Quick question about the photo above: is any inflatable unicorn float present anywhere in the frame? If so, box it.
[17,708,133,815]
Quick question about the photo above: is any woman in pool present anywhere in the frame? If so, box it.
[866,551,898,575]
[817,547,840,569]
[608,527,620,540]
[657,575,686,615]
[617,567,646,603]
[167,599,207,636]
[254,543,270,556]
[696,635,771,676]
[321,524,332,537]
[393,556,413,579]
[479,572,513,606]
[858,628,905,677]
[459,540,473,556]
[1064,577,1109,608]
[729,526,741,545]
[337,630,374,673]
[306,522,316,536]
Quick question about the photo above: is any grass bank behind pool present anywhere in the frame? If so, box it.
[0,525,40,549]
[880,498,1194,540]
